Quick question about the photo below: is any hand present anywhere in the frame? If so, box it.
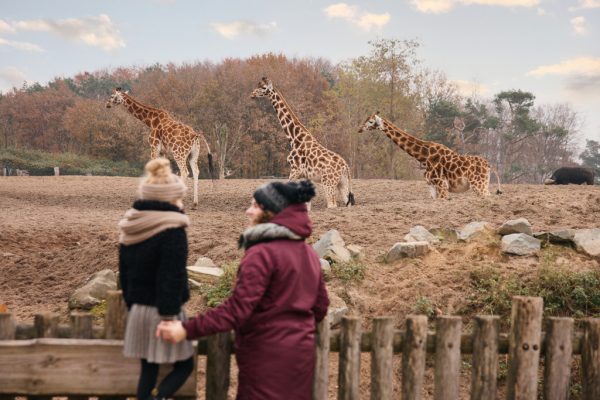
[156,320,187,343]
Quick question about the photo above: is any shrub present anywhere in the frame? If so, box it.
[329,260,366,284]
[200,262,239,308]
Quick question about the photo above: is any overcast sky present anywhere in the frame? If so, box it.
[1,0,599,148]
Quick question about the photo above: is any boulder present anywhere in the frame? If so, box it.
[386,241,431,262]
[404,225,440,245]
[346,244,364,260]
[187,265,224,284]
[498,218,533,236]
[194,256,218,268]
[533,229,576,245]
[458,221,492,241]
[573,228,600,258]
[69,269,118,310]
[319,258,331,273]
[313,229,352,264]
[501,233,541,256]
[327,293,348,327]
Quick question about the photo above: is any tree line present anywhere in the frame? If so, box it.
[1,38,597,182]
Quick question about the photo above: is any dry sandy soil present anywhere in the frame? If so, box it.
[1,176,599,398]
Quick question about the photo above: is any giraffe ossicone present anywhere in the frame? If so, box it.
[106,88,215,209]
[251,77,355,208]
[359,112,502,199]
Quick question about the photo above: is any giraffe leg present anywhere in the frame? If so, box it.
[149,131,161,159]
[174,158,191,207]
[188,144,200,209]
[323,181,337,208]
[336,173,352,206]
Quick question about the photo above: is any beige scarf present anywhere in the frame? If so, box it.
[118,208,190,246]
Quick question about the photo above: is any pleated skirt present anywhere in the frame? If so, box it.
[123,304,195,363]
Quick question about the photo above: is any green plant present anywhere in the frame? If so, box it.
[329,260,366,284]
[199,261,239,308]
[414,296,435,317]
[89,300,107,319]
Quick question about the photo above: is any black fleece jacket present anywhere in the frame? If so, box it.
[118,200,190,317]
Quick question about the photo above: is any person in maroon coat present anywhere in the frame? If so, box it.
[157,180,330,400]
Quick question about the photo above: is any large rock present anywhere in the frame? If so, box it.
[573,228,600,257]
[194,256,218,268]
[534,229,576,245]
[458,221,492,241]
[346,244,364,260]
[386,241,431,263]
[313,229,352,264]
[404,225,440,245]
[69,269,117,310]
[501,233,541,256]
[187,265,224,284]
[498,218,533,236]
[327,293,348,327]
[319,258,331,273]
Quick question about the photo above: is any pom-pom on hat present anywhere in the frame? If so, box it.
[253,180,316,213]
[138,158,187,203]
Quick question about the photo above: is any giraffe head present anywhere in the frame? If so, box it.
[358,112,383,133]
[250,77,274,99]
[106,87,126,108]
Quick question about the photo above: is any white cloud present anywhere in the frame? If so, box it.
[411,0,540,14]
[211,20,277,39]
[571,16,587,36]
[527,57,600,77]
[324,3,390,31]
[569,0,600,11]
[0,67,27,91]
[451,79,490,96]
[0,37,44,52]
[4,14,124,51]
[0,20,16,33]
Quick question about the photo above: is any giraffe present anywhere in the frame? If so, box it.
[106,87,214,209]
[358,112,502,199]
[250,77,355,208]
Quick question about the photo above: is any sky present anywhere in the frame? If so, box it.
[1,0,599,150]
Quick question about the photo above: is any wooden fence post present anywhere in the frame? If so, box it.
[71,312,94,339]
[581,318,600,400]
[34,313,58,338]
[434,316,462,400]
[0,313,16,340]
[471,315,499,400]
[371,317,393,400]
[338,317,361,400]
[506,296,543,400]
[105,290,127,339]
[205,331,231,400]
[543,317,574,400]
[402,315,428,400]
[313,314,330,400]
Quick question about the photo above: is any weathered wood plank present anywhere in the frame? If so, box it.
[506,296,543,400]
[402,315,428,400]
[205,331,231,400]
[543,317,573,400]
[104,290,127,340]
[34,313,58,338]
[338,317,361,400]
[0,313,16,340]
[370,317,393,400]
[70,312,94,339]
[470,316,499,400]
[313,315,330,400]
[434,316,462,400]
[581,318,600,400]
[0,339,196,396]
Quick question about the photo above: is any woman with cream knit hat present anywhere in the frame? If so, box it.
[118,158,194,400]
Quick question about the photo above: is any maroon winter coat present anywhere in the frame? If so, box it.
[183,203,329,400]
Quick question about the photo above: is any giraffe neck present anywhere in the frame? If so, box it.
[268,89,313,148]
[122,94,163,128]
[380,119,430,162]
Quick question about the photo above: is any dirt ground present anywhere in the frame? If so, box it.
[1,176,599,399]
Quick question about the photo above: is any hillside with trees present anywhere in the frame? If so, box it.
[1,38,594,182]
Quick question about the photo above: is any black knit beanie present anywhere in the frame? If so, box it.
[253,180,316,213]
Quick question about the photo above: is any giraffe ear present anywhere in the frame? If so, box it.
[261,76,268,82]
[116,87,122,92]
[375,111,380,115]
[125,90,129,94]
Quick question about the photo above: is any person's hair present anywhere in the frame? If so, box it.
[257,209,275,223]
[143,158,178,185]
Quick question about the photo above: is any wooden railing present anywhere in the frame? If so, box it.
[1,294,599,399]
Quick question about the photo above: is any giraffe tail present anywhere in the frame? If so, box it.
[199,133,217,183]
[491,166,503,195]
[345,167,355,206]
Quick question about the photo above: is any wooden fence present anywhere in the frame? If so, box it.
[1,293,599,400]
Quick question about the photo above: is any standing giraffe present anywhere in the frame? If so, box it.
[359,112,501,199]
[250,77,355,208]
[106,88,214,209]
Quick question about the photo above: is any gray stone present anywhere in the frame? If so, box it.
[498,218,533,236]
[194,256,218,268]
[404,225,440,244]
[313,230,352,264]
[386,241,431,262]
[573,228,600,257]
[319,258,331,273]
[534,229,577,245]
[346,244,364,260]
[69,269,117,310]
[501,233,541,256]
[458,221,492,241]
[327,293,348,327]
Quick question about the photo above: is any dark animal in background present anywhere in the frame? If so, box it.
[544,166,595,185]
